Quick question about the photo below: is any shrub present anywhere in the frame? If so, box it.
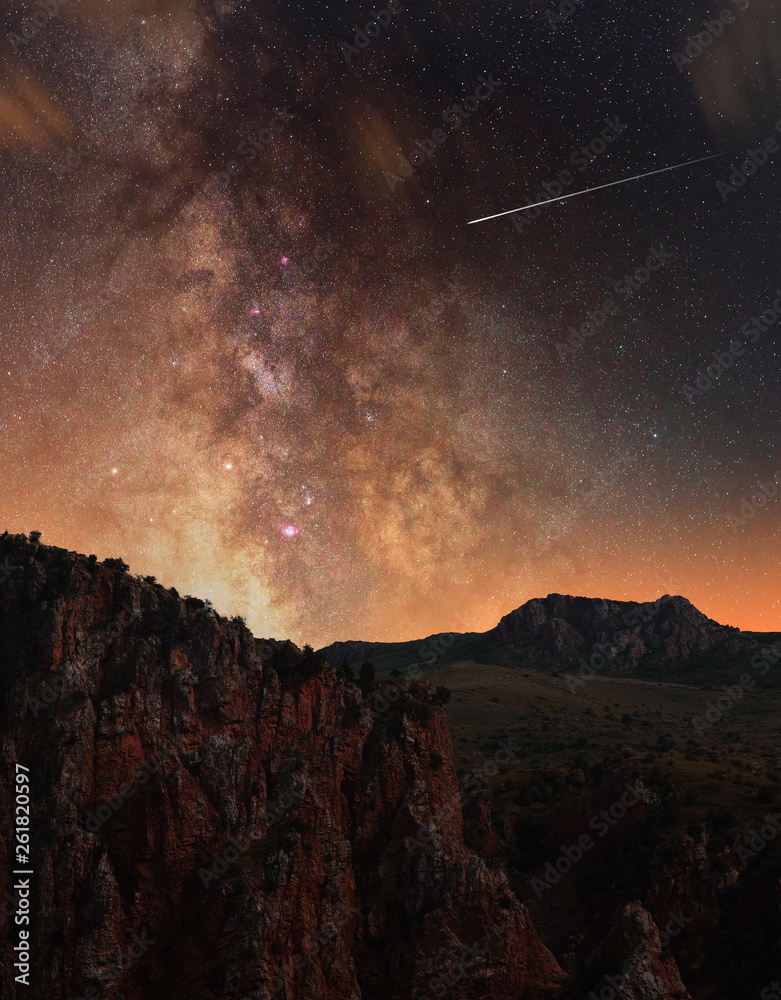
[299,644,326,679]
[104,557,129,573]
[29,530,42,543]
[435,686,452,704]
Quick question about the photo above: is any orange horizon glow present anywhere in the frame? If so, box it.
[2,507,777,647]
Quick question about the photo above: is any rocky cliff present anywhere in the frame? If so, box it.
[0,534,565,1000]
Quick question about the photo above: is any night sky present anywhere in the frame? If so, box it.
[0,0,779,645]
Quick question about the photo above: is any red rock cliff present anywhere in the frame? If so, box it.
[0,535,565,1000]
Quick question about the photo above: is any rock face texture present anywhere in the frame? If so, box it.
[583,902,692,1000]
[321,592,755,674]
[0,535,565,1000]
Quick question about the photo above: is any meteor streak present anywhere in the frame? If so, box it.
[467,152,726,225]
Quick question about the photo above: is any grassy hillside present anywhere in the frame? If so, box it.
[436,657,781,850]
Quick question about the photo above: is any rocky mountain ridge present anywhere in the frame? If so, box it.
[319,592,756,675]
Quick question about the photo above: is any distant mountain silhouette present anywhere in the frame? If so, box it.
[318,593,757,675]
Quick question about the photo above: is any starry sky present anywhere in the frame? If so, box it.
[0,0,779,645]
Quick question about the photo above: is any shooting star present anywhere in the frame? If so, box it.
[467,152,726,225]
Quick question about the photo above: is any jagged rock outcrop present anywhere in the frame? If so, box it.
[582,902,692,1000]
[0,534,565,1000]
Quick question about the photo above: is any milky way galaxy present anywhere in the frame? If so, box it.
[1,0,779,644]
